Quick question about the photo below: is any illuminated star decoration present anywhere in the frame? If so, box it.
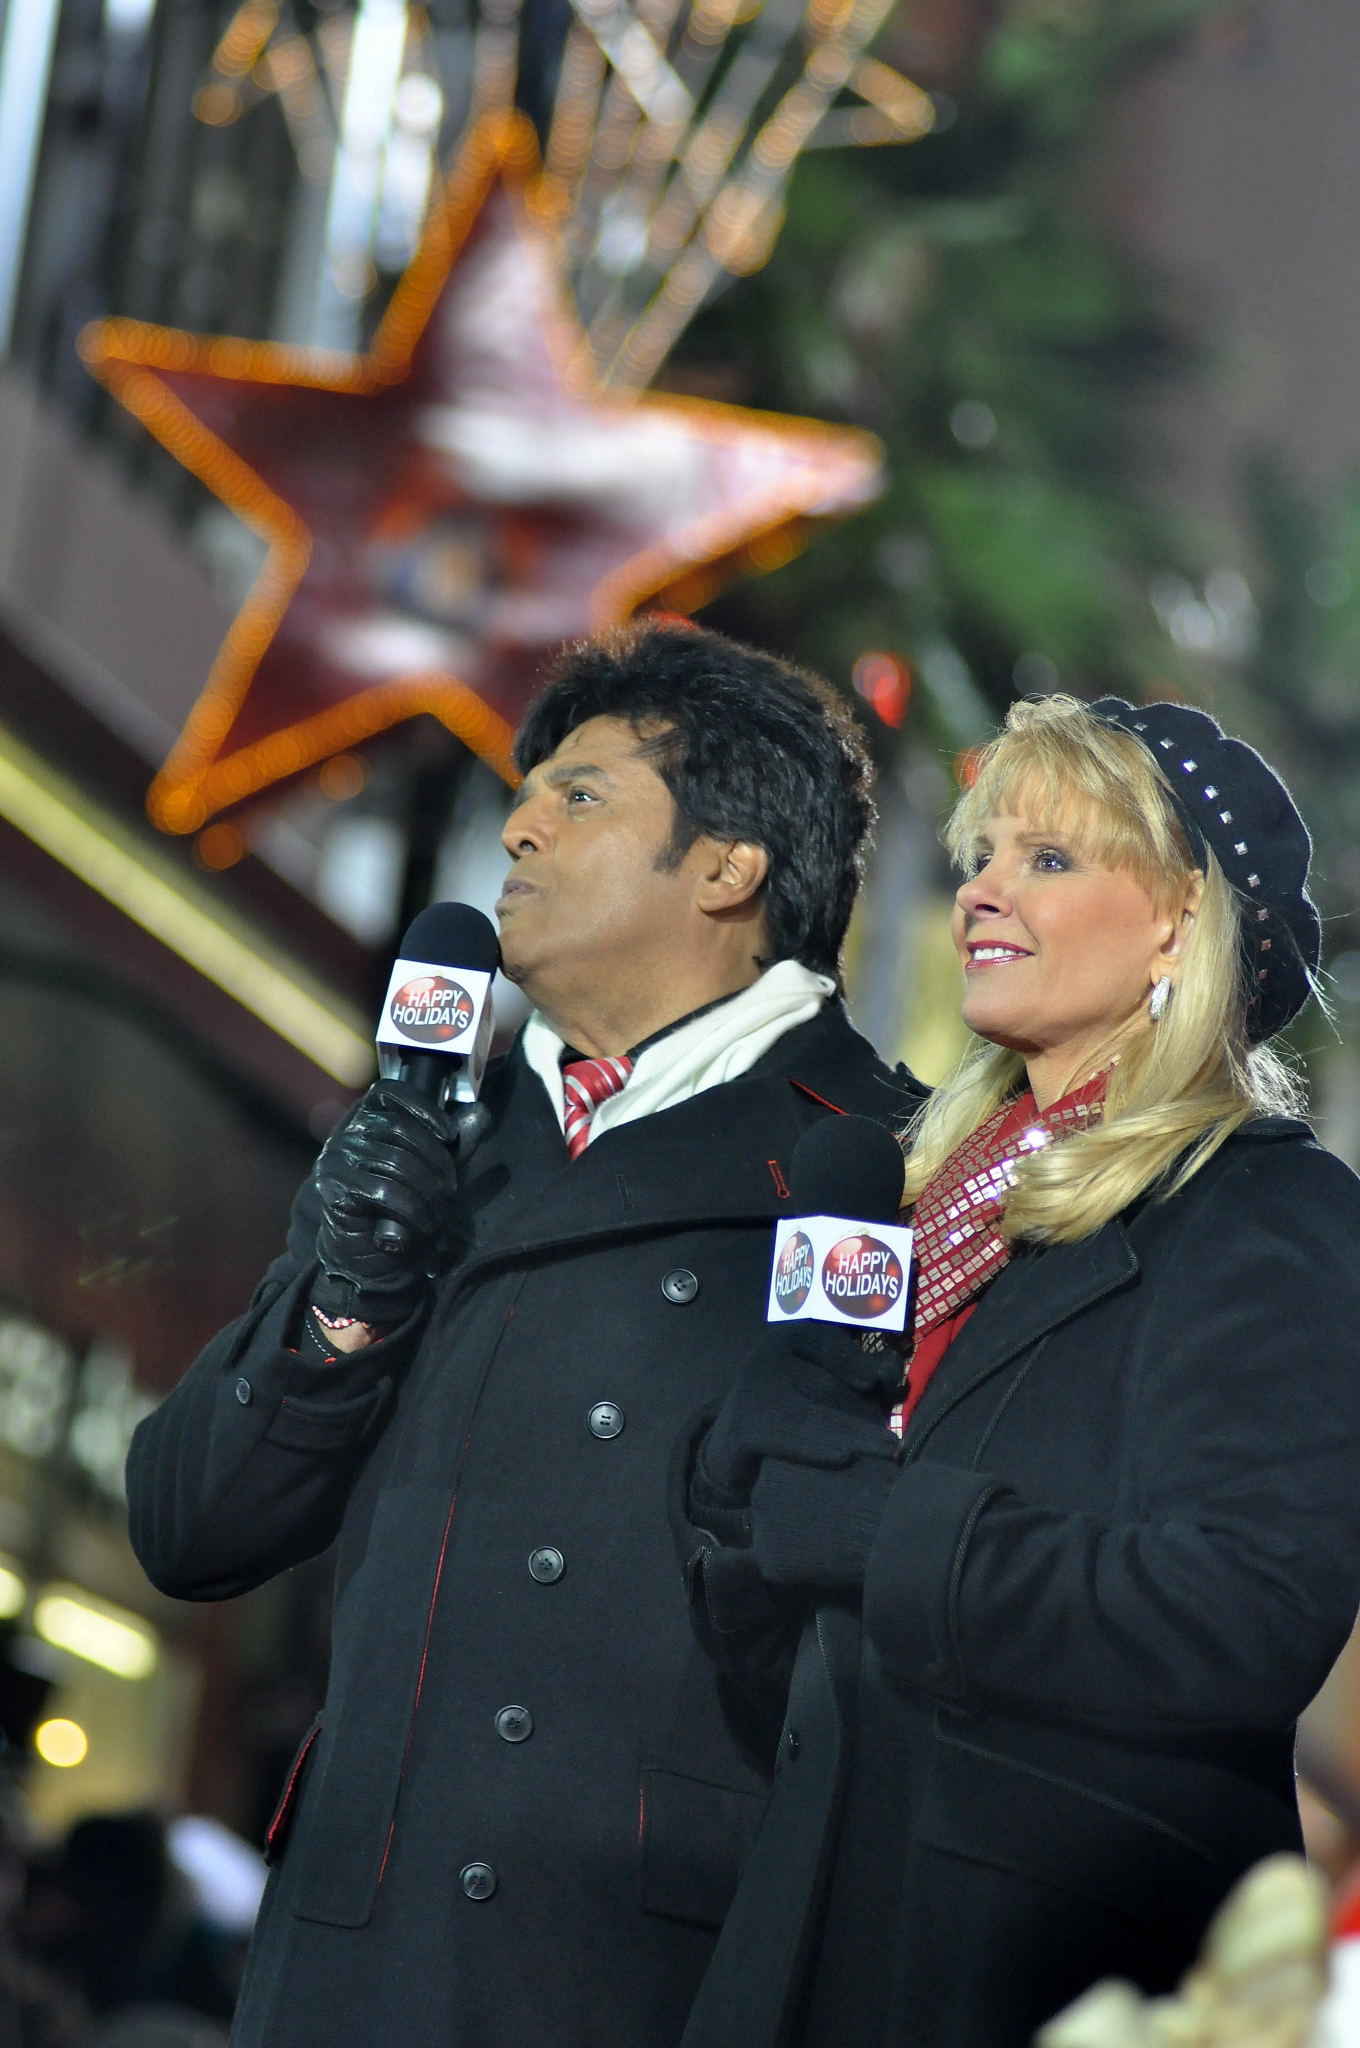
[78,114,882,836]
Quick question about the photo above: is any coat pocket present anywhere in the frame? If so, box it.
[638,1766,767,1928]
[918,1727,1217,1931]
[264,1718,322,1866]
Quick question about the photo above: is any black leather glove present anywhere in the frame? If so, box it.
[696,1321,903,1504]
[311,1081,489,1325]
[749,1455,897,1591]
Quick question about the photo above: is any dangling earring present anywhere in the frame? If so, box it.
[1149,976,1173,1023]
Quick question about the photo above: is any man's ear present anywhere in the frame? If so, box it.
[693,838,769,917]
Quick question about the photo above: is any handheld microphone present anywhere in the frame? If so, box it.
[766,1115,913,1334]
[371,901,500,1252]
[376,901,500,1102]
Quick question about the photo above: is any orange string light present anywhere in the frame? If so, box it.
[81,112,879,832]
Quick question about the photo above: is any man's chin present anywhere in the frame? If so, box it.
[493,931,541,994]
[496,947,529,990]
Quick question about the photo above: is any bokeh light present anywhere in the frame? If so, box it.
[317,753,368,801]
[34,1719,89,1768]
[851,651,912,729]
[195,822,247,870]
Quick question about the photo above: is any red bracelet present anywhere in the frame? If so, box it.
[312,1306,364,1332]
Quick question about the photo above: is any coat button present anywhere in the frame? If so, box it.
[528,1547,565,1584]
[461,1862,497,1900]
[588,1402,625,1439]
[495,1705,533,1743]
[234,1378,252,1406]
[661,1267,699,1304]
[784,1728,800,1761]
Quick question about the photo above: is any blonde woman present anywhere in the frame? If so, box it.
[676,696,1360,2048]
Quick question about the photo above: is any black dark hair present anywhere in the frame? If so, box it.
[513,623,875,978]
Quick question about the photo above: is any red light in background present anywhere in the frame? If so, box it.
[195,822,246,869]
[851,651,912,728]
[953,748,981,788]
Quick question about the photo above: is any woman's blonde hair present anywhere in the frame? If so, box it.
[900,695,1305,1244]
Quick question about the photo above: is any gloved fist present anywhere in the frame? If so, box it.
[697,1320,903,1504]
[312,1081,488,1325]
[749,1455,897,1591]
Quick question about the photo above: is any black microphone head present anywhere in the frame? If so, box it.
[399,902,500,977]
[789,1114,906,1225]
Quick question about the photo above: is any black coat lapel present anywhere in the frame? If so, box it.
[904,1223,1139,1455]
[450,1003,922,1278]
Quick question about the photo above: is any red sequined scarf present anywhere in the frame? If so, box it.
[910,1071,1109,1339]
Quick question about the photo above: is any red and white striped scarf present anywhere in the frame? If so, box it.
[561,1054,634,1159]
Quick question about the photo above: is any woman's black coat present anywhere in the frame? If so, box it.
[125,1003,922,2048]
[677,1118,1360,2048]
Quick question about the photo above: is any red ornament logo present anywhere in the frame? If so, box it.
[773,1230,815,1314]
[821,1234,904,1320]
[388,975,475,1044]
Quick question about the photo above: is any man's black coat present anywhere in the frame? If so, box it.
[677,1119,1360,2048]
[126,1002,922,2048]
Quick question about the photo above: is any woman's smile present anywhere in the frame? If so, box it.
[964,941,1035,969]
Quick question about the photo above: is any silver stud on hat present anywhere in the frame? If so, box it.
[1092,697,1317,1039]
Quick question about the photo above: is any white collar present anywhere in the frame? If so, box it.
[521,960,835,1140]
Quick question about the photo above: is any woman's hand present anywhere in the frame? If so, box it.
[749,1455,898,1591]
[696,1321,903,1505]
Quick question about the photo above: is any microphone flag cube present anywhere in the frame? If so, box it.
[767,1214,914,1333]
[376,957,495,1096]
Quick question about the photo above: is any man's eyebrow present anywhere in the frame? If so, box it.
[540,761,613,788]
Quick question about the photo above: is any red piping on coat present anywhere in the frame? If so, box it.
[266,1722,320,1855]
[375,1433,472,1890]
[790,1081,847,1114]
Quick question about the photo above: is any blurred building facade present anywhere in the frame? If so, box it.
[0,0,389,1839]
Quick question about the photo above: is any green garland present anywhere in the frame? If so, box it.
[677,0,1224,746]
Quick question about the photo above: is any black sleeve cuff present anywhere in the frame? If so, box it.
[861,1462,1005,1704]
[690,1439,755,1549]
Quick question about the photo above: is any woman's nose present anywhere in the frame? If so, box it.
[955,863,1009,918]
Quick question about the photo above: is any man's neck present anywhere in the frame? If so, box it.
[537,968,764,1061]
[562,990,745,1064]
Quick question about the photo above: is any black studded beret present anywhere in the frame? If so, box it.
[1089,697,1320,1044]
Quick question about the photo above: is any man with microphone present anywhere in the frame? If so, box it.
[126,621,924,2048]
